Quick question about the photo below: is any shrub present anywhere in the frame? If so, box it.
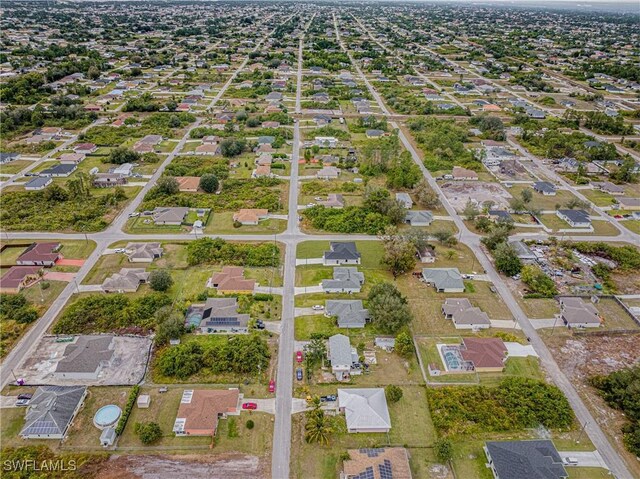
[246,419,255,430]
[434,438,454,463]
[199,174,219,193]
[115,385,140,435]
[135,421,162,444]
[149,270,174,292]
[385,385,403,403]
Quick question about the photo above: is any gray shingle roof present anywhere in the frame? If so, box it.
[329,334,352,366]
[326,300,369,328]
[422,268,464,291]
[21,386,86,437]
[485,440,568,479]
[55,336,114,374]
[324,242,361,261]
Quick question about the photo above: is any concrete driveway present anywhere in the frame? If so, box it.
[294,285,323,295]
[557,451,608,469]
[295,258,323,266]
[0,396,18,408]
[294,307,324,317]
[505,342,538,357]
[242,398,275,414]
[264,321,281,335]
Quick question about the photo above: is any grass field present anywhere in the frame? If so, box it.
[296,240,384,269]
[205,211,287,235]
[290,386,439,479]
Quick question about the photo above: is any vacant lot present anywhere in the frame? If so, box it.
[440,181,512,211]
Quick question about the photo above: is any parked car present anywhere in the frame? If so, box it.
[255,319,265,330]
[269,380,275,393]
[128,212,140,218]
[17,393,32,400]
[564,457,578,466]
[296,351,303,362]
[312,305,324,311]
[114,248,126,253]
[296,368,303,381]
[242,402,258,410]
[15,399,30,407]
[320,395,336,402]
[614,215,623,219]
[158,387,168,393]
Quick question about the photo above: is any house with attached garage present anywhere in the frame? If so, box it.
[316,166,340,180]
[93,173,127,188]
[533,181,557,196]
[40,163,77,177]
[17,242,61,266]
[591,181,624,196]
[405,210,434,227]
[232,208,269,226]
[318,193,344,209]
[0,152,19,164]
[395,192,413,209]
[151,207,189,225]
[124,242,163,263]
[197,297,250,334]
[616,196,640,211]
[208,266,256,294]
[484,440,568,479]
[101,268,149,293]
[322,267,365,294]
[173,389,241,437]
[328,334,359,381]
[53,335,115,380]
[422,268,465,293]
[338,388,391,433]
[20,386,87,439]
[326,300,369,328]
[442,298,491,330]
[323,242,361,265]
[556,209,591,228]
[0,266,42,294]
[25,177,52,190]
[342,447,412,479]
[558,297,601,328]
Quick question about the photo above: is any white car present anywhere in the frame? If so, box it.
[128,212,140,218]
[314,197,323,201]
[306,203,316,208]
[114,248,126,253]
[312,305,324,311]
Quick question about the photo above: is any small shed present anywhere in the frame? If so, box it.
[100,427,116,447]
[137,394,151,409]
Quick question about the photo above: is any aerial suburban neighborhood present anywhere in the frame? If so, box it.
[0,1,639,479]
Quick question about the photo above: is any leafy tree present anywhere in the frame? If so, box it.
[107,147,141,165]
[385,385,403,403]
[156,176,179,196]
[413,179,440,208]
[134,422,162,445]
[481,223,514,251]
[149,270,173,292]
[168,115,181,128]
[246,419,255,430]
[304,403,333,445]
[434,438,454,463]
[367,282,412,333]
[521,188,533,204]
[220,138,246,157]
[199,174,219,193]
[305,336,327,366]
[432,229,456,246]
[379,226,417,278]
[463,199,480,221]
[520,265,557,297]
[474,216,493,233]
[154,307,184,345]
[43,184,69,203]
[494,242,522,277]
[610,156,638,184]
[565,198,590,210]
[157,342,204,379]
[395,331,414,358]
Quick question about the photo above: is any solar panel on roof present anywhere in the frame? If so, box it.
[354,467,375,479]
[378,459,393,479]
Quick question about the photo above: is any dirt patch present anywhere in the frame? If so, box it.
[440,181,512,211]
[96,453,266,479]
[547,334,640,476]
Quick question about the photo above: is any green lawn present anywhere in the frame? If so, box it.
[538,214,621,236]
[518,297,560,319]
[296,240,384,269]
[205,211,287,235]
[511,185,579,211]
[290,386,438,479]
[0,159,33,174]
[581,189,618,207]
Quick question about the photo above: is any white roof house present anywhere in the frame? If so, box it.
[338,388,391,433]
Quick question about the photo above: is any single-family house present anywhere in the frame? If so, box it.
[484,440,568,479]
[617,197,640,211]
[558,297,601,328]
[17,242,61,266]
[591,181,624,196]
[20,386,87,439]
[459,337,508,372]
[53,336,115,380]
[328,334,357,381]
[198,297,250,333]
[232,208,269,226]
[0,152,19,164]
[326,300,369,328]
[0,266,41,294]
[40,163,77,177]
[93,173,127,188]
[152,207,189,225]
[315,137,338,148]
[422,268,465,293]
[124,242,163,263]
[173,389,240,437]
[323,242,361,265]
[395,192,413,209]
[508,240,537,263]
[318,193,344,208]
[322,268,365,294]
[416,245,436,263]
[442,298,491,330]
[533,181,557,196]
[208,266,256,294]
[452,166,478,181]
[366,129,385,139]
[59,153,85,164]
[73,143,97,154]
[556,209,591,228]
[101,268,149,293]
[176,176,201,192]
[316,166,340,180]
[338,388,391,433]
[342,448,412,479]
[405,210,434,227]
[25,177,52,190]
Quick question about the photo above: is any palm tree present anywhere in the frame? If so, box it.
[304,410,333,445]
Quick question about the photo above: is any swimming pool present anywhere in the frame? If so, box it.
[93,405,122,429]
